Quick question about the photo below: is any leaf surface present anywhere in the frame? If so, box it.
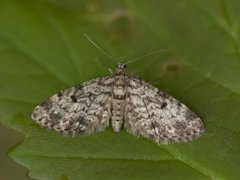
[0,0,240,179]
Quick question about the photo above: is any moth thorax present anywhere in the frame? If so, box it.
[113,87,125,95]
[113,74,126,98]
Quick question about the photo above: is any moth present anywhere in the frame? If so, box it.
[31,35,204,144]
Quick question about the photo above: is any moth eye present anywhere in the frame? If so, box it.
[124,64,126,68]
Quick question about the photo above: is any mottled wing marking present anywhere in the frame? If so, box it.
[31,77,114,135]
[124,77,204,144]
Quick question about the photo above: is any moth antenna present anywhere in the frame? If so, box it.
[124,49,166,65]
[84,34,115,62]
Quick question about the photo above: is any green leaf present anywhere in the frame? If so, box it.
[1,0,240,179]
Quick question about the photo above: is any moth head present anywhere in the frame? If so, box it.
[115,63,126,74]
[116,63,126,69]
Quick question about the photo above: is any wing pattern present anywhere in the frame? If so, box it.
[32,77,114,135]
[124,77,204,144]
[32,64,205,144]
